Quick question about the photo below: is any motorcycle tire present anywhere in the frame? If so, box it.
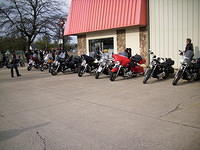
[51,69,57,76]
[95,72,100,79]
[162,73,169,79]
[172,70,182,85]
[143,68,152,84]
[110,72,117,81]
[78,67,84,77]
[27,66,32,71]
[40,66,44,72]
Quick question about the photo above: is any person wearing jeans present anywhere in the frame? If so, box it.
[10,53,21,78]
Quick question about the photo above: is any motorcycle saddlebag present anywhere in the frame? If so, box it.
[165,58,174,66]
[131,54,142,63]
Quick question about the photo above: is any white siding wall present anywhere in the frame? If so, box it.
[149,0,200,68]
[126,27,140,56]
[86,30,117,55]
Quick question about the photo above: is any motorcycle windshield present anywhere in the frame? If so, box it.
[112,54,130,67]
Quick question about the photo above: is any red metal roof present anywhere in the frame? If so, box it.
[64,0,147,35]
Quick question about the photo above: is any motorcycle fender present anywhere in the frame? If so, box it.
[111,67,119,73]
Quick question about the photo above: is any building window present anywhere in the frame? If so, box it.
[88,37,114,56]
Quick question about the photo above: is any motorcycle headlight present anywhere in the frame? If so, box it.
[181,56,190,65]
[151,61,156,66]
[180,58,184,64]
[114,61,120,65]
[100,59,104,63]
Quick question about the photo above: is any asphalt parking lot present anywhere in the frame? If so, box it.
[0,67,200,150]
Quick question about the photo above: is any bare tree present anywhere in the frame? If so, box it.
[0,0,65,50]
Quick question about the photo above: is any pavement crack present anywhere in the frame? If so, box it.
[36,131,47,150]
[159,119,200,130]
[160,103,182,118]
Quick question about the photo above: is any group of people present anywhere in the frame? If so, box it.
[8,38,194,78]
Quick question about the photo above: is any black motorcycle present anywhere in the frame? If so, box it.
[172,50,200,85]
[27,58,42,71]
[66,55,82,73]
[50,57,67,76]
[143,50,174,84]
[78,54,99,77]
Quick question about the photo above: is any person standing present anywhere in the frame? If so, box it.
[39,50,44,61]
[185,38,194,52]
[119,48,132,58]
[184,38,194,60]
[10,52,21,78]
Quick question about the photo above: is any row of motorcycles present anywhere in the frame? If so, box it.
[27,50,200,85]
[144,50,200,85]
[27,53,82,75]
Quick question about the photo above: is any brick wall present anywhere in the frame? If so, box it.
[139,27,149,65]
[117,29,126,53]
[77,34,86,55]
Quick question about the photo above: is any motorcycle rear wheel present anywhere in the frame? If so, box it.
[162,73,169,79]
[143,68,152,84]
[110,72,117,81]
[172,70,182,85]
[78,67,84,77]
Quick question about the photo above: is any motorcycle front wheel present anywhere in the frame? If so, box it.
[78,66,85,77]
[50,69,57,76]
[172,70,183,85]
[110,72,117,81]
[143,68,152,84]
[40,66,44,72]
[95,72,100,79]
[27,66,32,71]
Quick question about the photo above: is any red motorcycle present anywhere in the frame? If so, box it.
[110,54,146,81]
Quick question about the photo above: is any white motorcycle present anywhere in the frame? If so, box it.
[95,54,113,79]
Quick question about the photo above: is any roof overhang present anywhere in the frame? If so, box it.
[64,0,147,36]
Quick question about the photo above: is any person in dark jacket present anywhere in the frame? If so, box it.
[185,38,194,52]
[184,38,194,60]
[10,52,21,78]
[119,48,132,58]
[39,50,44,61]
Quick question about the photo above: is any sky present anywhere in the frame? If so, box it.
[59,0,72,13]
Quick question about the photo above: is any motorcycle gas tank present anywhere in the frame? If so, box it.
[112,54,130,67]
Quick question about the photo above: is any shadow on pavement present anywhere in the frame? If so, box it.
[113,75,143,82]
[0,122,50,142]
[175,80,200,86]
[145,77,173,85]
